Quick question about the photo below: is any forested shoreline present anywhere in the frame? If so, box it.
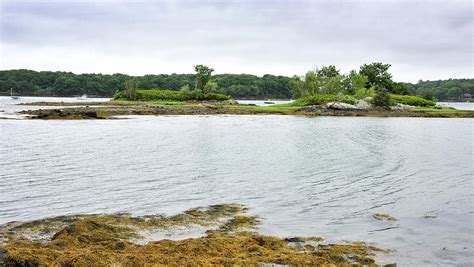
[0,70,291,99]
[0,69,472,101]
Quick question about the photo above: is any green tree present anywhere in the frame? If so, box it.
[343,71,368,94]
[372,86,391,109]
[124,78,139,100]
[203,80,218,94]
[304,71,320,95]
[319,75,344,94]
[289,76,305,99]
[421,91,434,100]
[354,86,375,99]
[359,63,394,92]
[392,82,410,95]
[350,72,368,91]
[317,65,339,78]
[194,65,214,91]
[447,87,462,99]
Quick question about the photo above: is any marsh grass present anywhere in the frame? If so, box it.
[413,107,474,115]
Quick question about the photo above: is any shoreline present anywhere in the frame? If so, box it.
[14,101,474,119]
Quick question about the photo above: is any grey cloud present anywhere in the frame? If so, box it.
[0,0,472,81]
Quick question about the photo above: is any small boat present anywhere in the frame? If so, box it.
[10,88,19,100]
[264,101,275,104]
[76,94,88,100]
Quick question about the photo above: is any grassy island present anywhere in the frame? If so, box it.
[13,63,474,119]
[18,93,474,119]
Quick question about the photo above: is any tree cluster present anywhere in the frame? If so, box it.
[2,65,472,101]
[0,69,291,99]
[289,63,412,100]
[405,79,474,101]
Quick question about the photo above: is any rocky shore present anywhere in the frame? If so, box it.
[17,100,474,119]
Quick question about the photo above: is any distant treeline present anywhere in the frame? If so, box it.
[0,69,472,100]
[404,79,474,101]
[0,69,290,99]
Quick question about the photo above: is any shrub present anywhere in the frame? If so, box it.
[115,89,230,101]
[137,90,186,101]
[291,94,356,106]
[354,87,375,99]
[372,87,391,109]
[390,94,435,107]
[124,78,139,100]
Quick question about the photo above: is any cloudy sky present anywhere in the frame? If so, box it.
[0,0,472,82]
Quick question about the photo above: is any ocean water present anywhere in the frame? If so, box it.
[0,97,473,265]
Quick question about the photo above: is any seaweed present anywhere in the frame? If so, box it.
[1,204,393,266]
[373,213,398,221]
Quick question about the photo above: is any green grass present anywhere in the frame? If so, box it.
[151,100,188,106]
[290,94,436,108]
[115,89,230,101]
[390,94,435,107]
[291,94,356,106]
[412,107,474,115]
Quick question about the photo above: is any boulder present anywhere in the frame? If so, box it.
[83,111,98,118]
[225,100,239,105]
[363,97,373,102]
[298,105,324,112]
[355,100,371,110]
[391,103,416,111]
[325,102,359,110]
[201,103,219,109]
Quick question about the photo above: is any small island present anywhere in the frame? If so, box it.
[11,63,474,119]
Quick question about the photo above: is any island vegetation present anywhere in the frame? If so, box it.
[5,63,474,119]
[1,64,473,101]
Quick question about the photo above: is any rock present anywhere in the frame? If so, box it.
[325,102,359,110]
[373,213,398,221]
[0,247,6,265]
[391,103,416,111]
[84,111,97,118]
[355,100,371,110]
[202,103,218,109]
[298,105,324,112]
[225,100,239,105]
[363,97,373,102]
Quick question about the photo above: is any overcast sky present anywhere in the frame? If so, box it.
[0,0,472,82]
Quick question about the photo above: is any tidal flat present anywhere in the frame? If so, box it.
[0,204,393,266]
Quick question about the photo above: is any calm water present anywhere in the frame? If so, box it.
[1,97,473,266]
[0,96,110,119]
[438,102,474,111]
[236,99,293,106]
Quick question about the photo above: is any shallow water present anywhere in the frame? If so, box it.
[236,99,293,106]
[0,96,110,119]
[438,102,474,111]
[0,97,473,266]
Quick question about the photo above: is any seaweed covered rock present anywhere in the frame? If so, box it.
[1,204,393,266]
[22,109,101,119]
